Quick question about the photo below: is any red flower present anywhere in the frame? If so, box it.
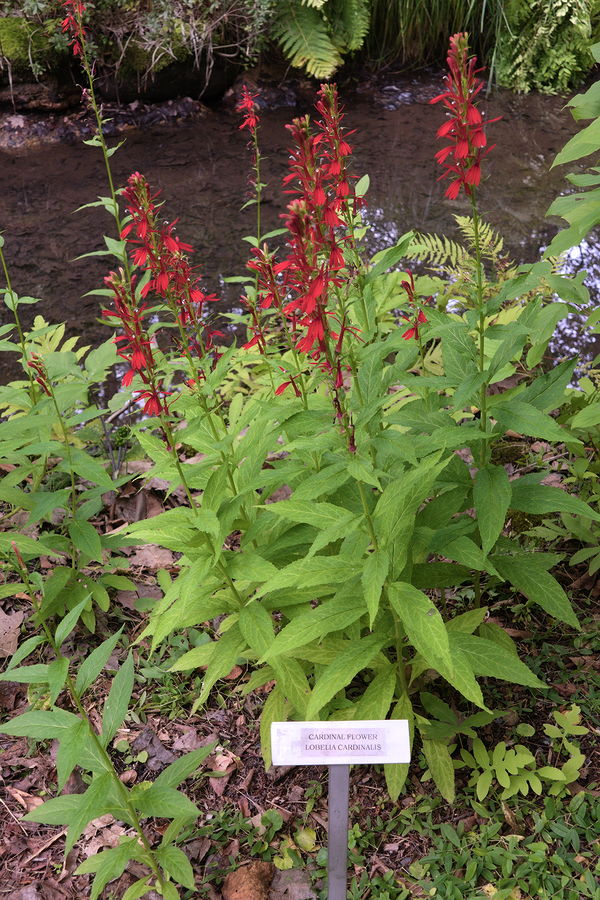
[61,0,87,57]
[430,33,499,199]
[236,85,260,133]
[27,355,51,395]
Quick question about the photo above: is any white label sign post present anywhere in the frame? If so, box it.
[271,721,410,900]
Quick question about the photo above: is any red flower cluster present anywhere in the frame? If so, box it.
[120,172,221,378]
[277,86,358,376]
[236,85,259,133]
[27,355,51,396]
[61,0,87,58]
[400,271,429,341]
[102,269,168,417]
[430,33,498,199]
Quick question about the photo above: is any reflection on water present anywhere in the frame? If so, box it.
[0,73,597,382]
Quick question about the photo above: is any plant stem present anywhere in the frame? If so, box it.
[12,556,167,891]
[470,191,488,467]
[0,240,36,396]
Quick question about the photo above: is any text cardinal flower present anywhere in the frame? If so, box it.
[430,33,499,199]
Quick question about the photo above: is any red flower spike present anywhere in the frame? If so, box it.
[61,0,87,57]
[430,32,500,199]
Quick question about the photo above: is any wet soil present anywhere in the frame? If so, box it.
[0,73,594,383]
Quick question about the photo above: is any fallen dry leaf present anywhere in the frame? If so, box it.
[223,861,275,900]
[127,544,175,569]
[131,726,176,771]
[209,750,238,796]
[270,868,317,900]
[6,787,44,813]
[0,608,24,657]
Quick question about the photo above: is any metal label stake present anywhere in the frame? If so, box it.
[328,764,350,900]
[271,720,410,900]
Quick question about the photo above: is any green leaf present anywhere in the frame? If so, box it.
[64,773,119,854]
[156,845,195,890]
[448,634,545,688]
[6,633,45,670]
[384,693,413,801]
[76,627,124,696]
[271,656,311,717]
[261,587,365,661]
[388,583,452,675]
[101,652,134,745]
[422,739,455,803]
[444,536,500,577]
[552,116,600,167]
[47,657,69,705]
[0,707,80,738]
[256,555,361,598]
[131,784,200,820]
[68,520,103,563]
[260,685,288,769]
[361,549,390,627]
[263,499,351,529]
[510,480,600,523]
[354,667,396,720]
[197,625,245,707]
[56,719,89,791]
[492,554,580,629]
[154,744,216,790]
[0,663,49,684]
[75,840,138,900]
[474,466,511,554]
[493,401,579,445]
[23,792,83,826]
[368,232,415,281]
[54,597,89,647]
[305,633,387,719]
[120,877,153,900]
[570,402,600,429]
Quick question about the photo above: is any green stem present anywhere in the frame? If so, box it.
[470,192,488,468]
[0,241,36,397]
[357,481,378,550]
[13,560,167,891]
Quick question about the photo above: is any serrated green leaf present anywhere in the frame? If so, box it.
[54,597,89,647]
[422,739,455,803]
[0,707,80,738]
[305,632,387,719]
[449,634,545,688]
[384,693,413,801]
[0,663,49,684]
[68,520,103,563]
[154,744,215,789]
[261,590,365,661]
[474,465,511,554]
[131,784,200,820]
[47,656,69,705]
[56,719,89,791]
[510,480,600,522]
[75,627,124,695]
[362,549,389,627]
[101,652,134,745]
[156,844,195,890]
[389,582,452,674]
[492,554,580,629]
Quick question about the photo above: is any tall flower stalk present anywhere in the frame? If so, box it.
[431,32,499,464]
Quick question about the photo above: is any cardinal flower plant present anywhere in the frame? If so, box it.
[0,25,598,899]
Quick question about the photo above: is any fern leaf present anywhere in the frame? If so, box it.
[272,1,342,79]
[406,231,468,269]
[302,0,328,8]
[327,0,370,52]
[455,215,504,259]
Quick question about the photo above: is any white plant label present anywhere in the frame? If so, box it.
[271,720,410,766]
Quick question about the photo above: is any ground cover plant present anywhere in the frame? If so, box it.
[0,4,599,898]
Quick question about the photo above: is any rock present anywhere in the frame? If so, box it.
[223,861,275,900]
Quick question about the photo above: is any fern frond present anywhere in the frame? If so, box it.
[454,215,504,259]
[272,1,342,79]
[327,0,370,52]
[406,231,469,269]
[302,0,328,8]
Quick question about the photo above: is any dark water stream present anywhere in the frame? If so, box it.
[0,74,597,382]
